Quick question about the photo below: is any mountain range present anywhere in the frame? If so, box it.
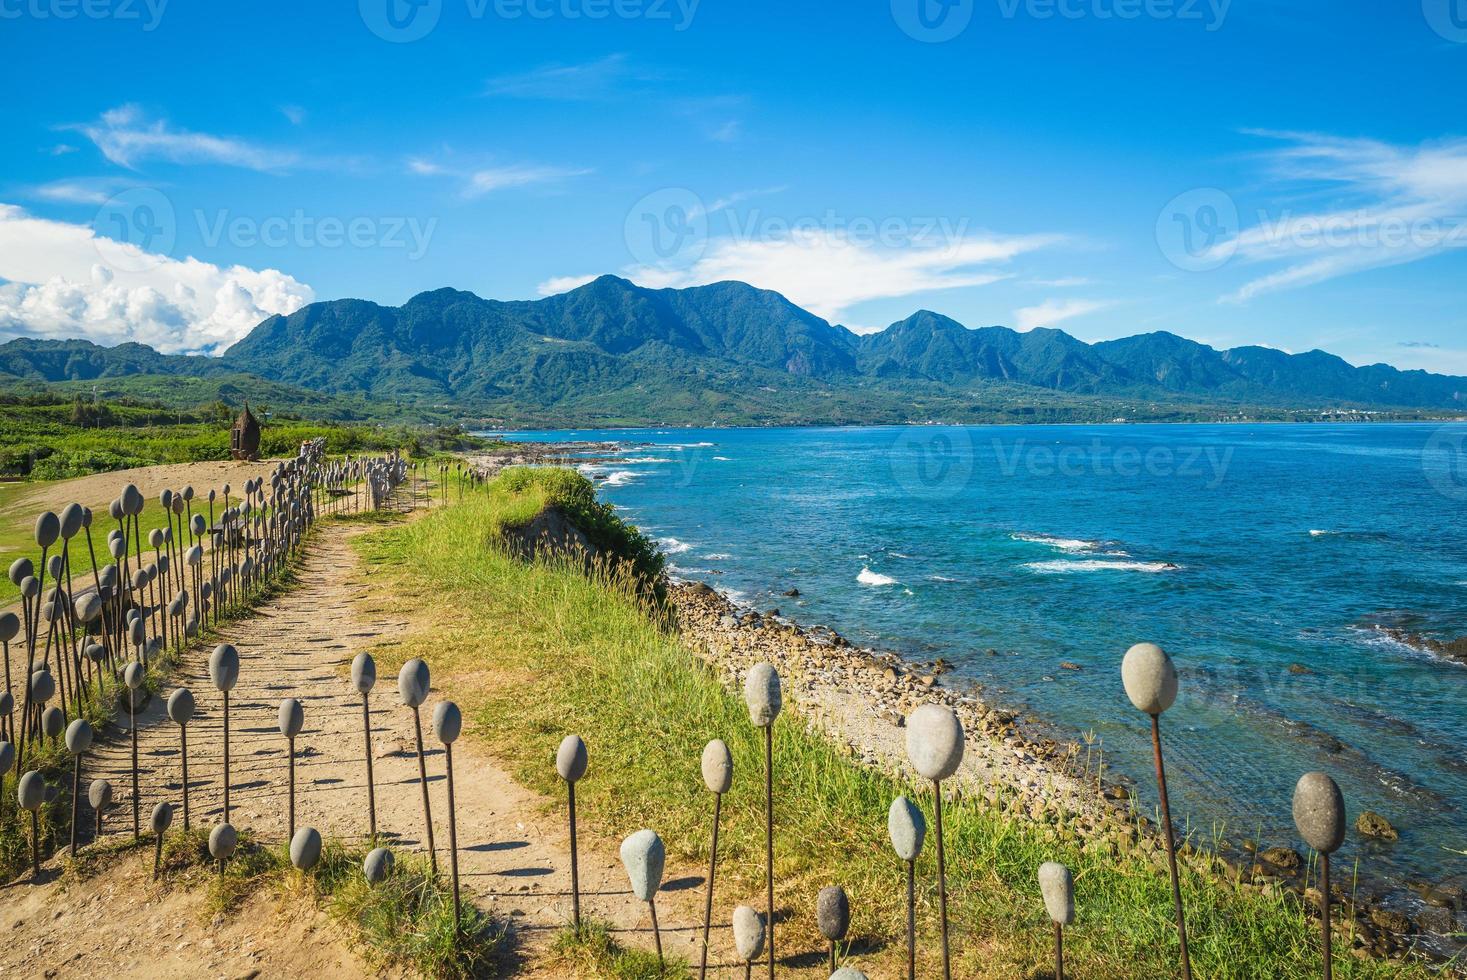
[2,275,1463,425]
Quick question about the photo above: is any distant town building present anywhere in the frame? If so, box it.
[230,402,262,461]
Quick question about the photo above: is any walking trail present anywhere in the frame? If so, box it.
[0,516,733,978]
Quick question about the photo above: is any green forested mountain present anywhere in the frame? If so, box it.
[1,275,1463,425]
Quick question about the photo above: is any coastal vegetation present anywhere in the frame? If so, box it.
[351,466,1441,978]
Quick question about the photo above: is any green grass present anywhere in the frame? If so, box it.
[350,468,1444,979]
[552,919,690,979]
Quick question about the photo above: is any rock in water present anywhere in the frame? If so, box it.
[817,885,851,941]
[732,905,766,962]
[744,664,782,727]
[1120,643,1178,715]
[209,823,238,860]
[397,659,430,707]
[1356,810,1398,841]
[1038,862,1075,925]
[351,653,376,694]
[701,739,733,794]
[620,829,665,902]
[364,846,394,883]
[1292,772,1346,853]
[557,734,588,783]
[905,704,964,781]
[290,827,323,871]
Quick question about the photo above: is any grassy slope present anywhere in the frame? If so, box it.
[352,469,1438,979]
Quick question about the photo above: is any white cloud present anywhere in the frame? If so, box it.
[30,179,130,206]
[408,156,592,198]
[0,204,312,355]
[1220,131,1467,303]
[540,227,1062,326]
[280,105,306,126]
[1025,276,1094,288]
[72,104,300,172]
[536,274,598,296]
[484,55,652,100]
[1014,298,1112,331]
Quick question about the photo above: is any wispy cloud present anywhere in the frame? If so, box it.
[30,178,136,206]
[1219,130,1467,303]
[70,104,301,172]
[542,227,1062,327]
[408,156,592,198]
[1014,297,1112,331]
[280,104,306,126]
[0,203,312,355]
[484,54,655,100]
[1025,276,1094,288]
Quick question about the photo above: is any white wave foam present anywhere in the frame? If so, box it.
[1012,533,1102,553]
[1309,529,1337,538]
[620,456,672,464]
[858,567,898,586]
[890,551,913,559]
[712,456,731,461]
[705,553,733,561]
[928,574,958,582]
[1024,559,1178,575]
[658,537,693,555]
[602,470,640,487]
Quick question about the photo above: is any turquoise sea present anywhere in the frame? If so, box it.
[496,423,1467,923]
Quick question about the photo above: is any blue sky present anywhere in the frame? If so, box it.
[2,1,1466,371]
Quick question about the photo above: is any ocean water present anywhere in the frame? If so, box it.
[495,424,1467,910]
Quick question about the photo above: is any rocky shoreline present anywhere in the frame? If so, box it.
[668,579,1461,967]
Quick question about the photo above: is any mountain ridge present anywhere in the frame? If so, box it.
[2,275,1463,423]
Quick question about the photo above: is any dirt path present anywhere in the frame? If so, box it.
[2,517,731,977]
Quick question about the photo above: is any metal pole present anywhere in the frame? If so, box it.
[446,742,461,932]
[362,692,377,843]
[906,858,916,980]
[568,780,581,930]
[70,753,82,855]
[223,691,231,824]
[180,724,190,830]
[1055,921,1065,980]
[764,725,775,980]
[1150,714,1192,980]
[130,690,140,839]
[1321,852,1333,980]
[411,706,437,874]
[934,779,951,980]
[698,792,722,980]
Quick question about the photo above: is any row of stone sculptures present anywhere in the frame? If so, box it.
[0,443,413,878]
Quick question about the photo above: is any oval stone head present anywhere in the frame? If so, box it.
[0,612,18,643]
[905,703,964,782]
[1121,643,1179,715]
[89,778,113,810]
[34,511,60,549]
[290,827,323,871]
[209,644,240,692]
[124,661,146,691]
[150,801,174,834]
[701,739,733,795]
[59,503,84,540]
[30,669,55,704]
[619,828,666,902]
[42,706,65,740]
[167,687,195,725]
[351,652,376,695]
[432,700,462,745]
[397,658,430,708]
[0,741,13,776]
[744,663,782,727]
[1038,861,1075,926]
[7,558,32,586]
[65,718,94,755]
[817,885,851,941]
[278,698,305,739]
[1292,771,1346,854]
[208,823,238,860]
[732,905,765,962]
[17,771,45,811]
[888,795,927,862]
[364,846,394,884]
[556,734,588,783]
